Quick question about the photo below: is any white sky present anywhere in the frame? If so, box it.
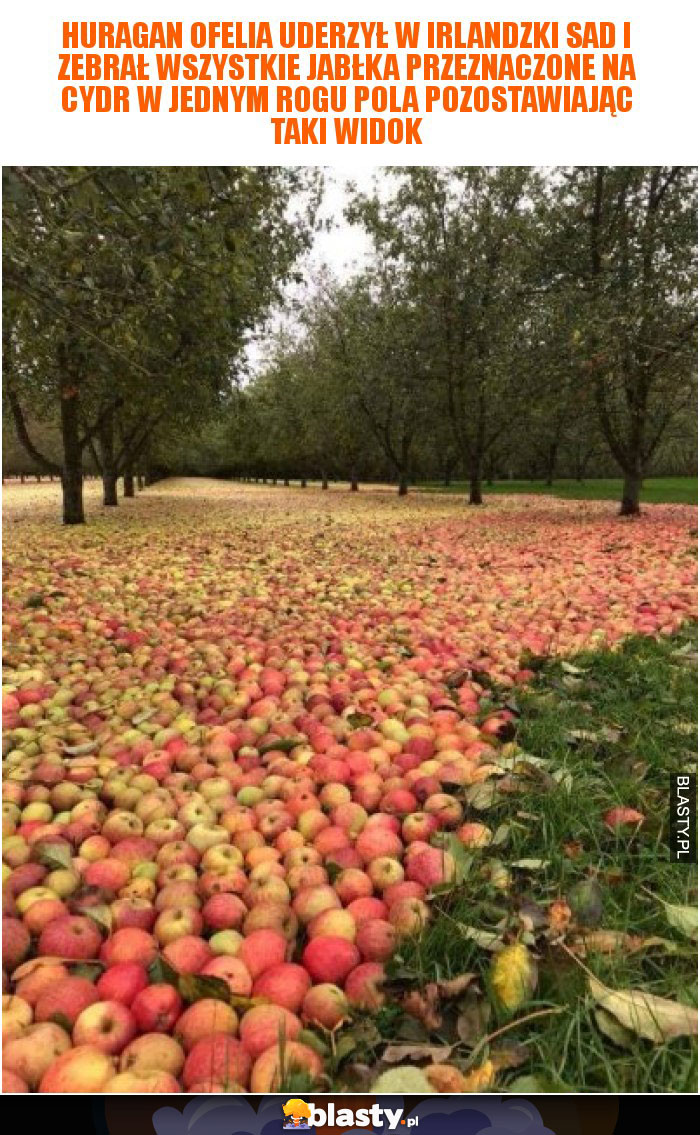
[245,165,381,372]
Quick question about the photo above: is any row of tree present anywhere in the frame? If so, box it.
[3,166,320,522]
[3,166,697,519]
[190,166,694,515]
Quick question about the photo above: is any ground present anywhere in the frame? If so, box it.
[2,479,698,1093]
[419,477,698,505]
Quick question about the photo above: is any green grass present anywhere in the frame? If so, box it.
[418,477,698,505]
[378,626,698,1093]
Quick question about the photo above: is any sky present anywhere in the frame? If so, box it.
[245,165,380,373]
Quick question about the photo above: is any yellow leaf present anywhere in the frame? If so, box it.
[462,1059,495,1091]
[589,976,698,1044]
[490,943,537,1014]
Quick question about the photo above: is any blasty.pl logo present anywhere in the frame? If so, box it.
[282,1102,417,1130]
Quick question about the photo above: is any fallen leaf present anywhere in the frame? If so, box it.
[661,901,698,942]
[382,1044,454,1064]
[371,1067,434,1093]
[594,1008,635,1049]
[588,976,698,1044]
[462,1059,495,1091]
[547,899,572,934]
[490,943,538,1014]
[424,1063,467,1092]
[603,806,645,829]
[456,924,505,951]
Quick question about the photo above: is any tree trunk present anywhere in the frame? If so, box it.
[544,442,558,486]
[60,392,85,525]
[321,471,329,490]
[137,474,145,490]
[98,410,118,506]
[398,473,408,496]
[350,465,359,492]
[620,470,642,516]
[300,477,307,488]
[283,477,290,487]
[123,471,135,498]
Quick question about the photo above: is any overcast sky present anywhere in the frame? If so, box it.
[245,166,380,372]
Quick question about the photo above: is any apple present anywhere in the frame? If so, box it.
[39,1044,115,1093]
[237,928,288,980]
[202,892,247,931]
[2,1069,29,1092]
[367,856,405,891]
[2,916,30,969]
[38,914,102,960]
[103,1069,182,1092]
[35,975,100,1026]
[355,827,403,863]
[4,1022,73,1088]
[162,934,213,974]
[249,1040,321,1093]
[307,908,357,942]
[199,955,253,996]
[301,983,349,1030]
[154,906,203,945]
[14,961,69,1006]
[96,962,149,1006]
[110,896,157,931]
[100,927,158,968]
[389,897,430,936]
[238,1003,302,1061]
[175,998,239,1051]
[406,846,457,888]
[251,962,311,1013]
[119,1032,185,1077]
[344,961,386,1009]
[2,994,33,1040]
[242,902,298,940]
[302,935,360,984]
[182,1034,251,1090]
[84,858,131,892]
[73,1000,137,1054]
[292,884,341,925]
[131,984,183,1033]
[456,822,493,848]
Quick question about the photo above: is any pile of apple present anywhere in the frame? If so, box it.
[3,662,509,1094]
[3,487,696,1092]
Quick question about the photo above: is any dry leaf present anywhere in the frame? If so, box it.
[490,943,537,1014]
[594,1008,635,1049]
[462,1059,495,1091]
[424,1063,467,1091]
[603,806,645,829]
[547,899,572,934]
[383,1044,454,1064]
[661,901,698,942]
[589,976,698,1044]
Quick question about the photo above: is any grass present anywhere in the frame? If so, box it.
[379,626,698,1093]
[418,477,698,505]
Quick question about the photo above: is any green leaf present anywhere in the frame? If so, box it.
[49,1012,73,1033]
[258,735,306,755]
[347,712,374,729]
[148,955,180,988]
[69,962,103,982]
[178,972,231,1004]
[661,901,698,941]
[34,841,73,871]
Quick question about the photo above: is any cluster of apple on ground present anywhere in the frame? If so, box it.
[2,483,696,1092]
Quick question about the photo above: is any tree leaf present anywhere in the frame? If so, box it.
[346,712,374,729]
[371,1067,434,1093]
[588,976,698,1044]
[594,1008,635,1049]
[382,1043,454,1064]
[489,944,537,1015]
[34,841,73,871]
[258,736,306,755]
[178,973,231,1004]
[148,955,180,988]
[456,924,505,951]
[661,901,698,941]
